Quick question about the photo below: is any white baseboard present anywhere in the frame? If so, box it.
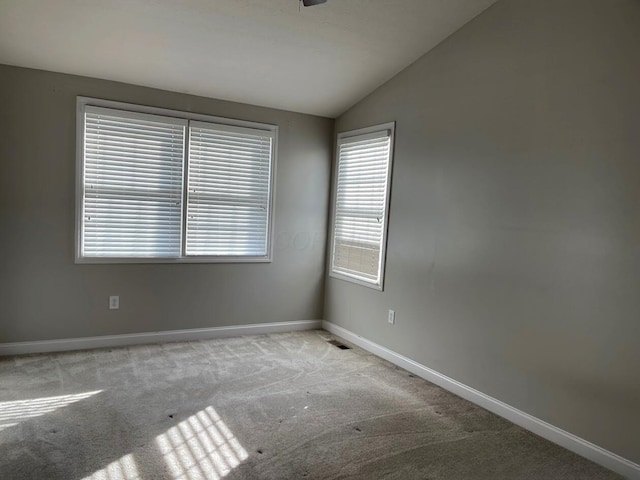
[322,321,639,480]
[0,320,322,356]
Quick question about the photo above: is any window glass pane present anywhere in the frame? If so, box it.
[186,122,273,256]
[82,107,186,258]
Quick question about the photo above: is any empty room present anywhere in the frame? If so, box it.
[0,0,638,479]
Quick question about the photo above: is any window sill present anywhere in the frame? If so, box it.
[75,256,273,265]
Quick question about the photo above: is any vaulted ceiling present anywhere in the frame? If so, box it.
[0,0,498,117]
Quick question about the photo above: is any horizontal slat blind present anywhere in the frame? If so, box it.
[186,122,273,256]
[82,106,186,257]
[332,130,391,284]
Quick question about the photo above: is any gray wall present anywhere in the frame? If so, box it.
[0,64,332,343]
[326,0,640,464]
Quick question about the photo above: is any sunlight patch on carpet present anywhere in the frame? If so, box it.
[156,407,248,480]
[81,453,141,480]
[0,390,102,432]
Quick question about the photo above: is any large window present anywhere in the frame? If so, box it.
[76,98,276,263]
[329,123,395,290]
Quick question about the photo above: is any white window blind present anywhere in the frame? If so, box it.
[331,125,394,289]
[186,122,273,256]
[82,106,186,258]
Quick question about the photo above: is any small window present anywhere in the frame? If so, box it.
[76,98,276,263]
[330,123,395,290]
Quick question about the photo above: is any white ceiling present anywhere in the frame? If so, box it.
[0,0,497,117]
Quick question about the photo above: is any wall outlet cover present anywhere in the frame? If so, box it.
[109,296,120,310]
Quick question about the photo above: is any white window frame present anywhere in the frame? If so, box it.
[329,122,395,290]
[75,97,277,264]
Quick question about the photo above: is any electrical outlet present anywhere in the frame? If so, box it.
[388,309,395,325]
[109,295,120,310]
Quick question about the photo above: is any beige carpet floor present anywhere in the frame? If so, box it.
[0,330,621,479]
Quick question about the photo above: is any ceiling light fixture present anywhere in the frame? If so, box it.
[302,0,327,7]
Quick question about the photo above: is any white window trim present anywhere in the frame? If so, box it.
[75,96,278,264]
[329,122,395,291]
